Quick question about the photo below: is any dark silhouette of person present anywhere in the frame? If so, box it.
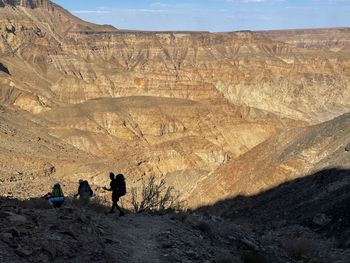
[103,173,125,216]
[74,179,93,204]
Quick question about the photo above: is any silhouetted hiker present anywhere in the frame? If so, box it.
[103,173,126,216]
[74,180,93,203]
[43,183,65,208]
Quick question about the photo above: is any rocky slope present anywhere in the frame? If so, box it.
[196,168,350,263]
[189,111,350,207]
[0,95,298,202]
[0,0,349,212]
[0,197,341,263]
[0,104,111,199]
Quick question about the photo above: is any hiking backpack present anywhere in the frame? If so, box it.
[80,180,93,197]
[52,184,64,197]
[116,174,126,196]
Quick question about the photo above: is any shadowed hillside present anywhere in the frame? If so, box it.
[0,168,349,262]
[195,168,350,262]
[0,197,297,263]
[197,168,350,233]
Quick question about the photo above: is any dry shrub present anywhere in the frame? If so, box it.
[131,176,183,213]
[196,221,212,235]
[282,237,318,261]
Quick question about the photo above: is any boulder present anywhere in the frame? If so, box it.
[15,247,32,257]
[345,143,350,152]
[312,213,331,227]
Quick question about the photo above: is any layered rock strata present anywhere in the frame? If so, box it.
[0,1,349,209]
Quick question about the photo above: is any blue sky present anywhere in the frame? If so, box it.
[54,0,350,32]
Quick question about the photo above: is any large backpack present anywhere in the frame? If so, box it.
[52,184,64,197]
[116,174,126,196]
[80,180,93,197]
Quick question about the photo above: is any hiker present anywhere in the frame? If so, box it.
[103,173,126,216]
[74,180,93,203]
[44,183,65,208]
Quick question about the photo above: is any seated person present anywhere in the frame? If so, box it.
[44,183,65,208]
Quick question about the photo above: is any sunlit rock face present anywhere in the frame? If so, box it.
[188,112,350,208]
[0,0,50,8]
[259,28,350,52]
[0,1,350,207]
[1,2,350,122]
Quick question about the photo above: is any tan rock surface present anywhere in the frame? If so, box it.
[0,0,349,210]
[259,28,350,52]
[189,112,350,208]
[1,3,350,122]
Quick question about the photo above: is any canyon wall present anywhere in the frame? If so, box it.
[0,1,349,207]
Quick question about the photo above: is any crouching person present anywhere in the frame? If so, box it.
[44,183,65,208]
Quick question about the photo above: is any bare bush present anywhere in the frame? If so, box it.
[131,176,183,213]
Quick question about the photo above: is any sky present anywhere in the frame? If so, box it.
[54,0,350,32]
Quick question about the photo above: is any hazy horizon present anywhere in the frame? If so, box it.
[53,0,350,32]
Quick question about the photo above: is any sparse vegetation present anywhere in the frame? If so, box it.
[130,176,183,213]
[196,220,212,235]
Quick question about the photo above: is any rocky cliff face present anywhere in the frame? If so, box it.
[189,111,350,207]
[1,3,350,123]
[0,0,45,8]
[260,28,350,51]
[0,1,349,212]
